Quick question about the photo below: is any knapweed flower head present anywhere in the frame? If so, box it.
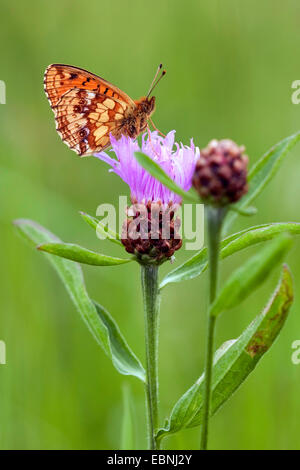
[95,130,199,205]
[95,130,199,264]
[193,139,249,206]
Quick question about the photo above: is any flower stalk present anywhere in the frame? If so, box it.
[141,264,160,449]
[96,129,198,448]
[200,206,227,450]
[192,139,248,450]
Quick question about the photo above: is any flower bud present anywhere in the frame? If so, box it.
[192,139,248,206]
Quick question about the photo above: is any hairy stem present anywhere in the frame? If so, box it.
[141,264,160,450]
[200,206,226,450]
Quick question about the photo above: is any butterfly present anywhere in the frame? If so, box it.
[44,63,165,156]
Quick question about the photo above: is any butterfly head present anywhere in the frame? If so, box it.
[131,96,156,137]
[147,95,156,112]
[135,95,156,116]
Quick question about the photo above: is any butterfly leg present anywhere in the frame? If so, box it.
[146,124,161,158]
[149,118,166,138]
[147,124,152,143]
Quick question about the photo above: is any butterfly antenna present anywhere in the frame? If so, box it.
[147,64,162,96]
[146,64,166,98]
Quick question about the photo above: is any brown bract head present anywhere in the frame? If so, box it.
[193,139,249,206]
[121,200,182,265]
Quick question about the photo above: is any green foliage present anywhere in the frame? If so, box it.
[14,219,145,382]
[156,265,293,442]
[37,241,131,266]
[210,235,293,317]
[229,205,257,217]
[80,211,122,246]
[160,222,300,288]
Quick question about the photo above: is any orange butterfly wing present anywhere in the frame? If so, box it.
[44,64,136,156]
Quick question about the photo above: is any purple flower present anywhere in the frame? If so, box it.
[94,130,199,204]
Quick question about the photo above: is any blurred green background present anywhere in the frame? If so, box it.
[1,0,300,450]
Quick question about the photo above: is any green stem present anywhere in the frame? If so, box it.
[200,206,226,450]
[141,264,160,450]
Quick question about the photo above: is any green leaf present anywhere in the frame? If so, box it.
[14,219,146,382]
[210,235,293,317]
[134,151,199,203]
[156,265,293,442]
[37,242,132,266]
[224,131,300,231]
[80,211,122,246]
[230,205,257,217]
[120,383,136,450]
[160,222,300,288]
